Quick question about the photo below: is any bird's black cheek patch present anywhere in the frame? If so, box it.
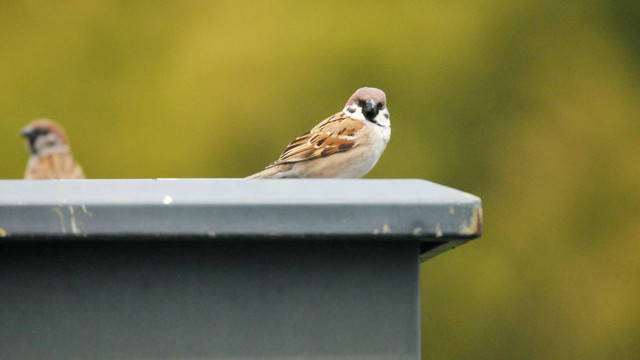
[384,113,389,119]
[346,106,356,114]
[28,139,38,155]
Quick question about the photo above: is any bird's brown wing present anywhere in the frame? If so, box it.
[267,112,364,167]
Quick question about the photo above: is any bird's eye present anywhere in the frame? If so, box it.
[376,103,384,110]
[358,100,366,107]
[34,129,50,137]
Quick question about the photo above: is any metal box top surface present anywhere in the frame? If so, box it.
[0,179,482,260]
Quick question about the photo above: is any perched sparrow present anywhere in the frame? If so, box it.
[247,87,391,178]
[21,119,85,179]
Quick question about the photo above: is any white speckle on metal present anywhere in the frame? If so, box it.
[382,224,392,234]
[0,227,7,237]
[163,195,173,205]
[413,227,423,236]
[449,206,455,215]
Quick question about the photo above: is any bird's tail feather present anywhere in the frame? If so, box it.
[245,164,293,179]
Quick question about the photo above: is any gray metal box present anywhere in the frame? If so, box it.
[0,179,482,359]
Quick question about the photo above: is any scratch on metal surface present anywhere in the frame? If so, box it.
[80,204,94,218]
[68,205,91,236]
[51,207,66,233]
[69,206,79,234]
[459,206,483,236]
[435,223,443,238]
[69,206,89,235]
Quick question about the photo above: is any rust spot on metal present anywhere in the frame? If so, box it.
[473,207,483,235]
[459,206,482,236]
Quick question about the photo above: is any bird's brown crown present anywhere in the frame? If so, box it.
[345,87,387,107]
[22,119,70,145]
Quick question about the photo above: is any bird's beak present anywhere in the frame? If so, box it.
[362,99,379,121]
[20,127,33,139]
[366,99,376,108]
[20,126,38,155]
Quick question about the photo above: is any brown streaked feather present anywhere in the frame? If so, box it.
[25,153,85,180]
[266,112,364,168]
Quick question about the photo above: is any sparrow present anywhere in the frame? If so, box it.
[21,119,85,179]
[246,87,391,178]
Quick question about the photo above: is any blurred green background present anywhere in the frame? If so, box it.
[1,0,639,358]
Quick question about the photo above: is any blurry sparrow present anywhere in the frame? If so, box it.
[247,87,391,178]
[21,119,85,179]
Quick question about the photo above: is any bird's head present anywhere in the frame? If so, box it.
[21,119,70,156]
[343,87,390,127]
